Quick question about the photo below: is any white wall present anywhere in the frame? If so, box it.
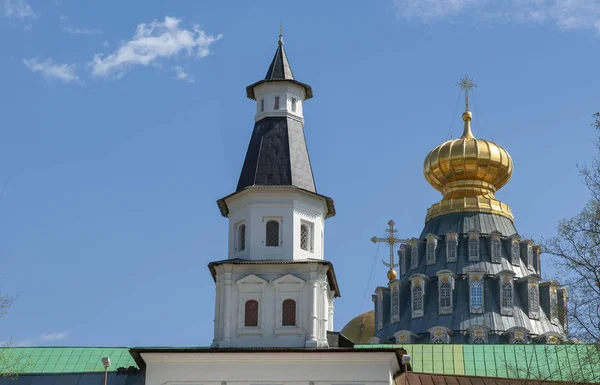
[211,263,335,348]
[142,352,399,385]
[253,82,306,123]
[226,189,327,262]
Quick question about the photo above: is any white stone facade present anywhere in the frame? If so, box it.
[141,351,400,385]
[253,82,306,123]
[225,188,327,261]
[211,262,335,348]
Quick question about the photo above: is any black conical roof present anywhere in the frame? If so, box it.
[246,37,313,100]
[265,38,295,80]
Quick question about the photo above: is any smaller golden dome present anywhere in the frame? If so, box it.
[340,310,375,344]
[387,269,397,281]
[423,109,514,221]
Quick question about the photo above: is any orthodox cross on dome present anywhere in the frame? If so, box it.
[371,220,409,281]
[457,74,477,111]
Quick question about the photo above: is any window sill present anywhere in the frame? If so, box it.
[275,326,304,335]
[237,327,265,336]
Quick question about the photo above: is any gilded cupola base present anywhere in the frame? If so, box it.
[425,196,513,222]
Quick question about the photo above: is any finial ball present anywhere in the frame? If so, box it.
[462,111,472,121]
[387,269,397,281]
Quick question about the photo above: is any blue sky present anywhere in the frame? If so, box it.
[1,0,599,347]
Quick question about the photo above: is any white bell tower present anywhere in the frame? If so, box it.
[210,33,339,349]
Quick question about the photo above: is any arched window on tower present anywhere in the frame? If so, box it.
[426,236,437,265]
[446,233,458,263]
[291,97,297,112]
[412,285,423,318]
[501,281,513,309]
[237,224,246,251]
[411,243,418,270]
[529,284,540,319]
[282,299,296,326]
[300,224,309,250]
[468,233,479,261]
[274,96,280,110]
[439,282,452,315]
[244,300,259,327]
[511,239,520,266]
[470,280,483,310]
[491,237,502,263]
[266,220,279,246]
[527,242,533,269]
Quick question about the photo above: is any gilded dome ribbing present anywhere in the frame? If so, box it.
[423,110,514,222]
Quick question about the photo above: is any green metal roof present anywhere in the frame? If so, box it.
[355,344,600,383]
[4,344,599,383]
[2,347,137,374]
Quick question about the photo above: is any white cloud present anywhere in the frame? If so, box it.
[60,15,102,35]
[395,0,600,33]
[23,58,79,83]
[173,65,194,83]
[39,331,69,341]
[90,16,221,78]
[4,0,35,19]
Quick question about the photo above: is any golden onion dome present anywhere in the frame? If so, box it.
[423,110,514,222]
[340,310,375,344]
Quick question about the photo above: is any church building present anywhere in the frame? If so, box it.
[342,77,568,346]
[2,34,599,385]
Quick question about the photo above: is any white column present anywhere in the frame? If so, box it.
[328,290,335,331]
[211,274,221,347]
[320,280,328,346]
[305,271,319,348]
[220,271,233,346]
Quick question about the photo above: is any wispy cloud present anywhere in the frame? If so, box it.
[23,58,79,83]
[90,16,221,78]
[173,65,194,83]
[1,331,69,347]
[60,15,102,35]
[4,0,35,20]
[39,331,69,341]
[395,0,600,33]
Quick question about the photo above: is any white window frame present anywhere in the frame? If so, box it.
[501,279,514,316]
[411,242,418,270]
[511,238,520,266]
[426,235,437,266]
[274,96,280,110]
[446,233,457,263]
[300,220,314,253]
[390,281,400,324]
[491,235,502,263]
[273,274,305,335]
[411,281,424,318]
[526,242,533,269]
[263,217,283,247]
[399,246,407,276]
[235,274,268,335]
[470,280,483,313]
[429,326,450,344]
[468,232,480,261]
[549,286,559,324]
[529,281,540,320]
[468,326,490,344]
[439,281,452,315]
[235,221,246,252]
[376,289,384,330]
[291,97,297,112]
